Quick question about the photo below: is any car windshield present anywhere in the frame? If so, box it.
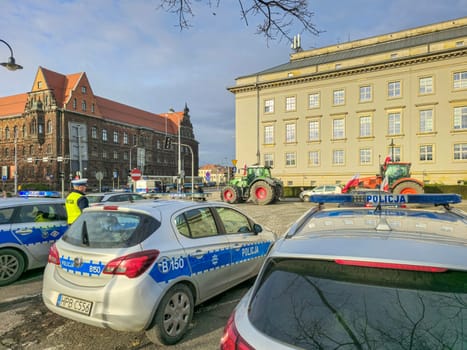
[62,211,160,248]
[248,258,467,349]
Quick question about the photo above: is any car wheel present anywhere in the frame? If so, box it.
[0,248,26,286]
[145,284,194,346]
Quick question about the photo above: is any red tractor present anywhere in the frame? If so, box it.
[342,159,424,194]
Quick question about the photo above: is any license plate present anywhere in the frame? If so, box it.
[56,294,92,316]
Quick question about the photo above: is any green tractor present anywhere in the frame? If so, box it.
[220,165,283,205]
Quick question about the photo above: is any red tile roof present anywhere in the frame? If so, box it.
[0,66,182,134]
[0,93,28,117]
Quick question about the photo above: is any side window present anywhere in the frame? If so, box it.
[215,207,252,234]
[183,208,218,238]
[17,205,37,223]
[175,214,190,237]
[0,208,14,224]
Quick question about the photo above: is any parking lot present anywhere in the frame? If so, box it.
[1,197,466,349]
[0,198,313,350]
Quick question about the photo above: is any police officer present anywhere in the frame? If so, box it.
[65,178,89,224]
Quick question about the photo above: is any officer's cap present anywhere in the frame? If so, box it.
[71,178,88,186]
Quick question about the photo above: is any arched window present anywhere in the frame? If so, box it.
[5,127,10,139]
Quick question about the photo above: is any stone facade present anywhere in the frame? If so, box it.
[228,17,467,186]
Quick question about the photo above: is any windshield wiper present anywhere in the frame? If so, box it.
[82,220,89,246]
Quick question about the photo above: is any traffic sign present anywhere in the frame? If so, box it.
[130,168,142,181]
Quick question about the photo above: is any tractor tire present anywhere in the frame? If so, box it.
[392,181,424,194]
[221,186,241,204]
[250,181,275,205]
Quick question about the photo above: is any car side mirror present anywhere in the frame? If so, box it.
[253,223,263,234]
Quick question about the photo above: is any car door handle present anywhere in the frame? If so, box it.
[15,229,33,235]
[192,249,206,258]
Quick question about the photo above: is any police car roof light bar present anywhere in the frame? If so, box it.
[309,193,462,206]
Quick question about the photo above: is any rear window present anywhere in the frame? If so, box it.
[248,258,467,349]
[62,211,160,248]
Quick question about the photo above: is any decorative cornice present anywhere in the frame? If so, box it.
[228,49,467,94]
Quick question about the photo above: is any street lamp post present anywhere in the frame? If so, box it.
[14,131,17,196]
[0,39,23,71]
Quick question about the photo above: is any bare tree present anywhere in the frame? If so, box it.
[157,0,321,43]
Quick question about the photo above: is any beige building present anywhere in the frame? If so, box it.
[228,17,467,187]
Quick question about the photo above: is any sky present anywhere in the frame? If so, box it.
[1,1,466,167]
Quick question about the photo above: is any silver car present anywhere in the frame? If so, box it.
[0,198,68,286]
[86,192,146,206]
[299,184,342,201]
[42,200,276,345]
[221,193,467,349]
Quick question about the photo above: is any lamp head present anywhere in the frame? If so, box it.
[1,56,23,71]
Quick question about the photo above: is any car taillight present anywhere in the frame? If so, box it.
[48,243,60,265]
[335,259,447,272]
[220,311,254,350]
[103,250,159,278]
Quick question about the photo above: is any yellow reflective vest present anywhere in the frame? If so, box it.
[66,191,85,224]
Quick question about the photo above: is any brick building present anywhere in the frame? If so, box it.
[0,66,199,192]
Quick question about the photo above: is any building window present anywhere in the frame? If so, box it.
[113,131,118,143]
[29,145,34,155]
[102,129,108,142]
[359,85,372,102]
[123,151,128,161]
[419,77,433,94]
[332,118,345,139]
[285,123,296,143]
[388,112,401,135]
[264,153,274,167]
[37,81,42,89]
[419,109,433,133]
[5,127,9,139]
[91,103,95,113]
[82,100,86,112]
[123,132,128,145]
[453,71,467,89]
[454,143,467,160]
[360,148,372,165]
[419,144,433,161]
[264,99,274,113]
[388,81,401,98]
[285,152,296,166]
[102,150,108,159]
[264,125,274,144]
[22,125,26,138]
[308,151,320,166]
[333,89,345,105]
[91,126,97,139]
[308,93,320,109]
[389,146,401,162]
[308,120,320,141]
[332,149,345,165]
[359,116,372,137]
[453,106,467,130]
[73,98,77,110]
[47,120,52,134]
[113,151,118,160]
[285,96,296,111]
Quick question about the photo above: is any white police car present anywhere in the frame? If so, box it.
[0,197,68,286]
[42,200,276,345]
[221,193,467,350]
